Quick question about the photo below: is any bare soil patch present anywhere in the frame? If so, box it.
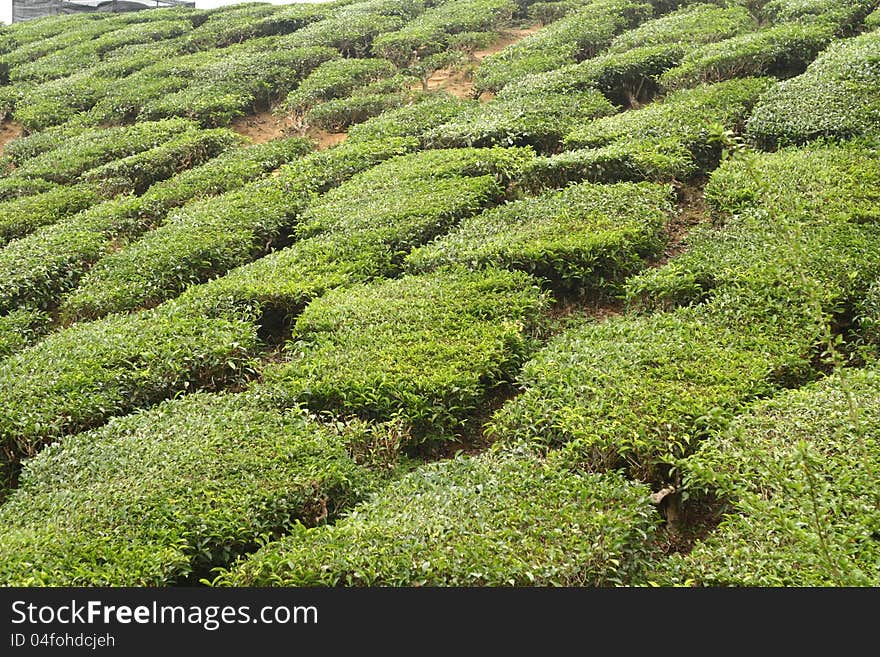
[0,120,23,157]
[423,23,544,101]
[231,110,291,144]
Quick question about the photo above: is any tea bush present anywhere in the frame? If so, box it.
[347,92,474,142]
[654,369,880,586]
[371,0,517,68]
[80,128,242,195]
[281,57,398,115]
[474,0,653,93]
[0,309,48,359]
[220,453,659,586]
[497,44,688,107]
[747,30,880,148]
[489,297,822,479]
[303,74,420,131]
[179,233,394,319]
[261,268,548,438]
[761,0,879,30]
[608,2,757,53]
[179,146,531,318]
[658,22,834,90]
[0,139,312,313]
[0,178,57,203]
[0,184,101,246]
[424,88,616,152]
[0,300,260,465]
[12,118,199,184]
[142,45,338,126]
[407,180,672,292]
[526,77,772,187]
[627,143,880,310]
[60,138,416,320]
[0,391,372,586]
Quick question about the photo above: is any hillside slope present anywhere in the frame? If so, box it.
[0,0,877,587]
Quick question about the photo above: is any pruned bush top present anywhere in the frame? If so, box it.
[747,29,880,148]
[474,0,653,93]
[656,368,880,586]
[658,21,835,90]
[523,77,772,187]
[219,453,659,586]
[261,267,549,438]
[407,180,672,291]
[608,2,757,53]
[425,88,616,152]
[0,392,372,586]
[0,300,260,468]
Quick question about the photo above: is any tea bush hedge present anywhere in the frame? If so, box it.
[746,29,880,149]
[0,178,57,203]
[654,368,880,586]
[220,453,659,586]
[0,300,260,466]
[627,143,880,310]
[303,74,420,131]
[371,0,517,68]
[0,309,48,359]
[282,57,398,116]
[489,296,822,479]
[12,118,199,184]
[608,2,756,53]
[60,138,416,320]
[141,44,338,126]
[407,180,672,292]
[261,268,548,438]
[658,22,834,90]
[424,88,616,152]
[80,128,242,195]
[497,44,688,107]
[761,0,879,30]
[0,139,312,313]
[179,233,394,320]
[525,77,772,187]
[179,146,532,318]
[473,0,653,93]
[0,184,101,246]
[0,391,373,586]
[347,92,474,142]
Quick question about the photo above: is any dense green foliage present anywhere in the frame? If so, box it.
[658,22,834,90]
[0,300,259,468]
[653,369,880,586]
[0,138,312,314]
[747,29,880,148]
[0,0,878,589]
[425,88,616,151]
[0,392,372,585]
[220,453,659,586]
[60,137,415,320]
[11,118,200,183]
[179,144,530,320]
[407,180,672,292]
[347,92,473,141]
[525,77,772,187]
[488,300,820,478]
[371,0,517,68]
[627,143,880,311]
[261,268,548,439]
[0,308,48,359]
[0,184,101,245]
[474,0,653,93]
